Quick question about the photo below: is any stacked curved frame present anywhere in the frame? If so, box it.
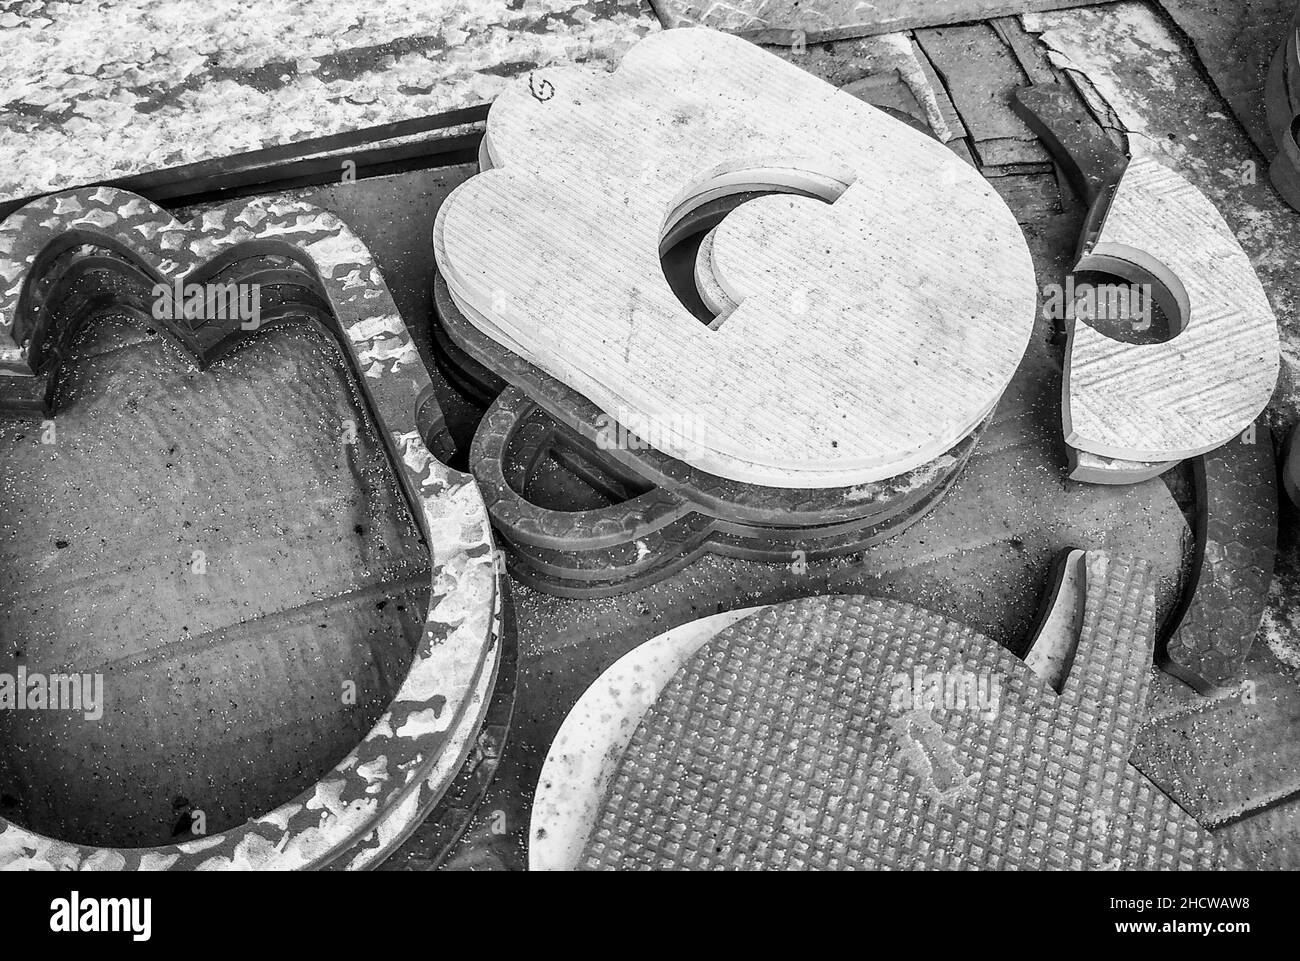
[0,187,500,870]
[473,386,981,598]
[433,272,978,526]
[429,273,980,597]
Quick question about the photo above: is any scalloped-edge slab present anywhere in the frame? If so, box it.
[434,27,1036,488]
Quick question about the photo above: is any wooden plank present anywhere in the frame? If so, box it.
[435,29,1037,488]
[1065,156,1280,461]
[911,38,970,142]
[914,23,1052,166]
[984,171,1063,223]
[648,0,1118,45]
[991,15,1061,85]
[766,33,968,142]
[977,139,1054,168]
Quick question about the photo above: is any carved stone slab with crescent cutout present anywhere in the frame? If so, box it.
[434,28,1036,488]
[1065,156,1280,462]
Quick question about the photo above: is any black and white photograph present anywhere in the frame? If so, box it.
[0,0,1288,940]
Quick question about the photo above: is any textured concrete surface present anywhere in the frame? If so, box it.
[1157,0,1294,154]
[0,0,658,201]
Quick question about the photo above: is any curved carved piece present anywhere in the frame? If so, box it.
[1065,156,1280,461]
[1013,86,1280,692]
[1022,549,1087,693]
[1067,448,1178,485]
[473,385,975,598]
[433,272,978,527]
[434,28,1036,487]
[1011,84,1128,212]
[1159,418,1278,694]
[0,187,499,871]
[1010,84,1176,485]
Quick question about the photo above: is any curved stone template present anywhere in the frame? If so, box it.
[473,387,973,552]
[1065,156,1280,462]
[0,187,499,870]
[1010,83,1175,485]
[434,28,1036,487]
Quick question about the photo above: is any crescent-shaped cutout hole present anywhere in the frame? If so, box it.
[1071,245,1188,346]
[657,165,848,326]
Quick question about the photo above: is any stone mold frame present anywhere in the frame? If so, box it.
[0,186,500,870]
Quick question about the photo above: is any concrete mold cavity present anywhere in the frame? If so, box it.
[0,187,499,869]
